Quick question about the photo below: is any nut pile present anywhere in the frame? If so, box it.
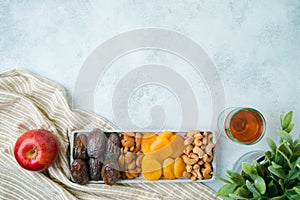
[182,130,215,181]
[118,132,144,179]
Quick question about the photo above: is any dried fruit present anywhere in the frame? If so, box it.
[141,132,157,154]
[71,159,89,185]
[142,158,162,181]
[147,134,173,160]
[89,158,102,181]
[87,129,107,161]
[105,133,121,161]
[150,136,170,152]
[174,157,186,178]
[163,158,175,180]
[157,131,174,140]
[73,134,88,160]
[102,133,121,185]
[101,164,119,185]
[169,135,184,158]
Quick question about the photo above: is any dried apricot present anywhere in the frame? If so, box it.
[148,137,172,160]
[163,158,175,180]
[174,157,186,178]
[142,158,162,181]
[141,132,157,154]
[150,136,169,152]
[157,131,174,140]
[143,171,162,181]
[169,135,184,158]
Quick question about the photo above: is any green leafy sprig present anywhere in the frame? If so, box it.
[216,111,300,200]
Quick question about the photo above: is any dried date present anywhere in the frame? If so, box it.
[102,133,121,185]
[73,134,88,160]
[87,128,107,161]
[71,159,89,185]
[101,163,119,185]
[104,133,121,161]
[89,158,102,181]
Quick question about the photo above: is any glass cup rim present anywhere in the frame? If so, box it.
[224,107,266,145]
[232,150,265,172]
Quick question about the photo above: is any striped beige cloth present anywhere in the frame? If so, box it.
[0,69,220,200]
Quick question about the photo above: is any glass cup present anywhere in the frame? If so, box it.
[217,107,266,145]
[232,150,265,173]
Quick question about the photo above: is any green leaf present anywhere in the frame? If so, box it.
[223,197,234,200]
[269,195,286,200]
[278,141,293,158]
[277,129,293,145]
[217,183,239,197]
[279,179,285,191]
[235,186,250,198]
[268,180,278,197]
[228,194,248,200]
[293,185,300,194]
[268,166,286,179]
[255,162,265,177]
[285,194,300,200]
[285,187,297,196]
[226,170,245,185]
[280,114,285,129]
[293,143,300,156]
[293,157,300,169]
[246,180,261,197]
[287,168,300,180]
[272,161,283,169]
[284,123,295,133]
[265,151,272,161]
[254,176,266,195]
[223,197,235,200]
[293,136,300,147]
[242,162,258,180]
[282,111,293,130]
[267,137,277,154]
[275,153,284,164]
[278,150,292,168]
[214,173,233,184]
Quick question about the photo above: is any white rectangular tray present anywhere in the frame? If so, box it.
[70,130,216,183]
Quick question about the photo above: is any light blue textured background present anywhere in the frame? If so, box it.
[1,0,300,192]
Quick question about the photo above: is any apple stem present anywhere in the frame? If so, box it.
[28,146,38,157]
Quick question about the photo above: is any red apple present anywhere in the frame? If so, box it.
[14,129,59,171]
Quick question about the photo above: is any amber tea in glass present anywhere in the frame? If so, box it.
[220,107,266,145]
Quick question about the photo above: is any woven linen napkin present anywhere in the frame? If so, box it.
[0,69,220,200]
